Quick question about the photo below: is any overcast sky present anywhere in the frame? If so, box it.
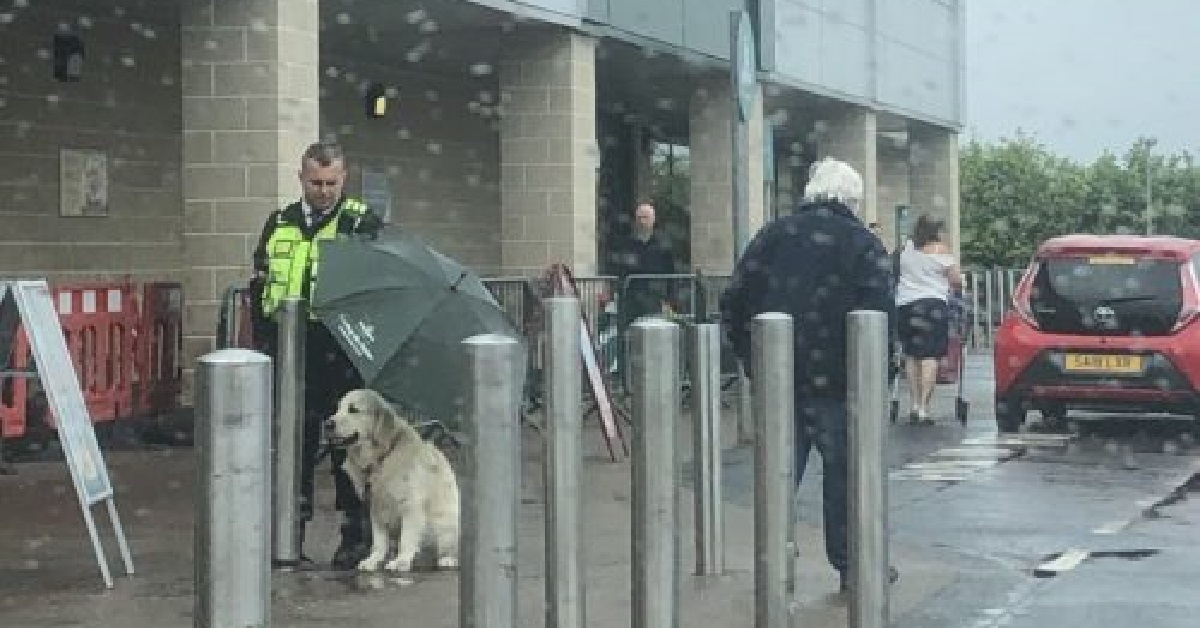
[963,0,1198,161]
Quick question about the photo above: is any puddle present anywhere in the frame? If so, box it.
[1088,549,1160,560]
[280,570,419,594]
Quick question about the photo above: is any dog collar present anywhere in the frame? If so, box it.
[362,430,407,481]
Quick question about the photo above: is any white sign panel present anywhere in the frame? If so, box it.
[361,169,394,224]
[60,148,109,217]
[0,281,133,588]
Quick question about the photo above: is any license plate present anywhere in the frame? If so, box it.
[1087,255,1136,265]
[1063,353,1144,374]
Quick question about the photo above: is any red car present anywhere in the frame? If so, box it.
[994,235,1200,432]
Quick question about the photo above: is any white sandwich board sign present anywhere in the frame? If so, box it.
[0,280,134,588]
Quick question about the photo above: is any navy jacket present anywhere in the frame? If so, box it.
[719,200,895,400]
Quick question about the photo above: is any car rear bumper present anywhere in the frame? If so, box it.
[1004,349,1200,414]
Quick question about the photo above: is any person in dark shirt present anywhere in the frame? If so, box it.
[609,202,677,327]
[720,157,897,593]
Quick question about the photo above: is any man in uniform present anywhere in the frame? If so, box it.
[250,141,382,569]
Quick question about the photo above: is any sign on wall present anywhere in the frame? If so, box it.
[60,148,109,217]
[361,169,394,224]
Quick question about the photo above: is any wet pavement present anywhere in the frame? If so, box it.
[0,399,954,628]
[2,351,1199,627]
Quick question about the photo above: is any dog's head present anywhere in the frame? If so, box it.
[324,389,400,449]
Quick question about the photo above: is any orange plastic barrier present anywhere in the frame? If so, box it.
[0,281,183,440]
[136,282,183,418]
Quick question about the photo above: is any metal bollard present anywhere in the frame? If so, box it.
[847,310,890,628]
[195,349,272,628]
[544,298,586,628]
[630,319,682,628]
[461,334,523,628]
[272,297,305,567]
[751,313,795,628]
[690,323,724,576]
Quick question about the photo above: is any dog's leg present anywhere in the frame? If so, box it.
[385,508,424,573]
[356,502,389,572]
[433,518,460,569]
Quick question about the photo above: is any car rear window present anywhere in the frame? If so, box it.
[1029,255,1183,335]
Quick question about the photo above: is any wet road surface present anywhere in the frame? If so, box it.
[3,351,1199,627]
[724,353,1200,628]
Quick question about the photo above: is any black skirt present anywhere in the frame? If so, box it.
[898,298,950,359]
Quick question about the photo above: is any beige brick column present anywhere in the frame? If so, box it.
[877,137,911,250]
[815,106,878,225]
[688,76,764,274]
[499,30,597,276]
[181,0,319,386]
[909,124,961,255]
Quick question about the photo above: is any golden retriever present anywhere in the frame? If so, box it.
[324,389,460,572]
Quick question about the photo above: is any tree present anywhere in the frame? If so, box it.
[960,134,1200,268]
[960,133,1089,267]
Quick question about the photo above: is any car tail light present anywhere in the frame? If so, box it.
[1172,263,1200,332]
[1013,262,1039,329]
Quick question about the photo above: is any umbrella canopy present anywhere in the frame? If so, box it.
[311,227,526,429]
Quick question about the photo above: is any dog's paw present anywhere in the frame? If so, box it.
[437,556,459,570]
[357,557,384,572]
[384,558,413,573]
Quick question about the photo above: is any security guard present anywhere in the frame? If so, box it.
[250,141,382,570]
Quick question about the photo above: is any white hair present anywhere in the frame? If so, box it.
[803,157,864,209]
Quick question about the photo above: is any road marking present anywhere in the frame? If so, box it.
[930,446,1022,460]
[889,470,972,482]
[1092,520,1128,535]
[961,434,1072,447]
[903,460,1000,470]
[1033,548,1090,576]
[891,432,1079,484]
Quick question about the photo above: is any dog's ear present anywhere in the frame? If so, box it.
[369,391,399,447]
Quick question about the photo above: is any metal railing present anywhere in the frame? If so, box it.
[217,265,1023,430]
[960,267,1024,350]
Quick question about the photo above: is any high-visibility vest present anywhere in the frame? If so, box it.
[261,198,369,318]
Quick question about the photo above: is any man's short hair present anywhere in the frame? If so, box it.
[803,157,864,207]
[302,142,345,167]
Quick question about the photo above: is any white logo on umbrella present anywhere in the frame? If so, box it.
[337,314,376,361]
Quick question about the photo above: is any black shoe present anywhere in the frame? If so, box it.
[839,566,900,593]
[331,539,369,571]
[330,515,371,571]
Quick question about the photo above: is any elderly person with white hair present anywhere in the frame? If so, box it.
[720,157,897,594]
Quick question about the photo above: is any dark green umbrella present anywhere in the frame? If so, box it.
[311,227,526,429]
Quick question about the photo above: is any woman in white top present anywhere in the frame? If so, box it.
[895,215,963,423]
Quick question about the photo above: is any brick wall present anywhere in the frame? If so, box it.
[319,56,502,275]
[0,0,182,282]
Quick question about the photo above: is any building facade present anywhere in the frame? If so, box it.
[0,0,963,391]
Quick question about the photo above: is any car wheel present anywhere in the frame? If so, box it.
[996,397,1025,433]
[1039,403,1068,429]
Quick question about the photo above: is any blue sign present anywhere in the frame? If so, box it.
[734,10,758,123]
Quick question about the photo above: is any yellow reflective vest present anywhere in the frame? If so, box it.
[259,198,370,318]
